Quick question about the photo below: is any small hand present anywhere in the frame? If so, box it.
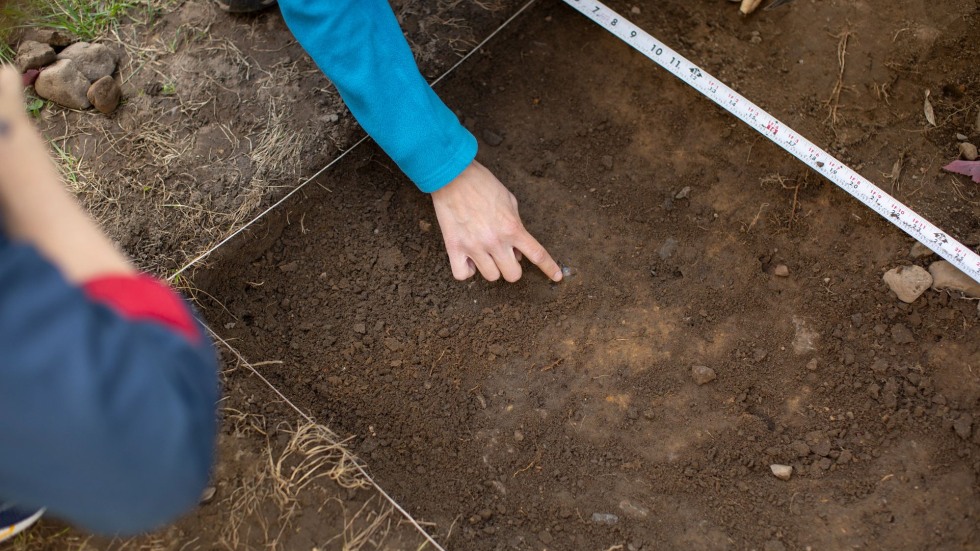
[431,160,562,283]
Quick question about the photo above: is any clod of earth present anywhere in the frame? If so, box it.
[770,464,793,480]
[882,265,932,303]
[34,59,91,110]
[692,365,717,385]
[953,414,973,440]
[929,260,980,298]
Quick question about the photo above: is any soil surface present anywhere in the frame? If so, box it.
[193,0,980,549]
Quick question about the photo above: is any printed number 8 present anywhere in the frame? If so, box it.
[611,18,618,25]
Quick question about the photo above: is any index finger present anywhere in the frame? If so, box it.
[515,231,562,282]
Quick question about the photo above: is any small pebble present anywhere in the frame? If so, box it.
[773,264,790,277]
[770,464,793,481]
[955,133,968,141]
[882,265,932,303]
[675,186,691,200]
[483,130,504,146]
[691,365,717,385]
[806,358,818,371]
[630,6,641,14]
[959,142,979,161]
[513,430,524,442]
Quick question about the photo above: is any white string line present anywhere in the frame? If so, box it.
[207,326,449,551]
[168,0,540,283]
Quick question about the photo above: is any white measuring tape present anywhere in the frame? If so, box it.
[563,0,980,284]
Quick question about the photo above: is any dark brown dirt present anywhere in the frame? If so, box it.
[192,0,980,549]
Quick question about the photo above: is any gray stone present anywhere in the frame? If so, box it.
[86,76,121,114]
[34,59,91,110]
[57,41,116,81]
[691,365,717,385]
[14,40,57,72]
[929,261,980,298]
[675,186,691,200]
[883,265,932,303]
[16,28,75,47]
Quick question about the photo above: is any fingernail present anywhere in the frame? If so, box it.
[553,271,563,282]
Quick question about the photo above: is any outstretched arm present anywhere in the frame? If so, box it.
[0,66,217,534]
[278,0,562,282]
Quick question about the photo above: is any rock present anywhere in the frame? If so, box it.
[353,323,366,334]
[513,430,524,442]
[57,42,116,81]
[591,513,619,525]
[86,76,121,114]
[675,186,691,200]
[601,155,614,170]
[483,130,503,146]
[960,142,979,161]
[631,6,641,14]
[278,260,298,272]
[806,358,818,371]
[890,323,915,344]
[15,28,75,47]
[956,133,968,141]
[909,242,935,259]
[14,41,57,72]
[770,464,792,480]
[953,413,973,440]
[538,530,553,544]
[199,486,216,504]
[882,265,932,303]
[418,220,431,233]
[789,440,810,457]
[929,261,980,298]
[691,365,717,385]
[773,264,790,277]
[837,449,853,464]
[34,59,91,110]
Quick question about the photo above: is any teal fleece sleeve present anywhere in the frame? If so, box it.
[278,0,478,193]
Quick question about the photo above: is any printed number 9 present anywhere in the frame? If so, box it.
[630,31,637,38]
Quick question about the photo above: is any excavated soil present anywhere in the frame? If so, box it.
[192,0,980,549]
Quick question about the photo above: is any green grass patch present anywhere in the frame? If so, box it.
[3,0,140,42]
